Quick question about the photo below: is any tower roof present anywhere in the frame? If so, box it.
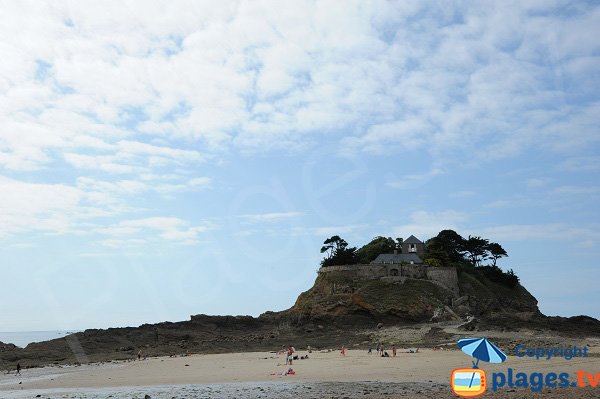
[403,235,422,244]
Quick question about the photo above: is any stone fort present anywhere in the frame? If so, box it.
[317,235,460,296]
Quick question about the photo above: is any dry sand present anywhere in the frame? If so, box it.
[1,347,599,398]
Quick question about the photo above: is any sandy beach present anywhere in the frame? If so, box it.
[1,347,599,398]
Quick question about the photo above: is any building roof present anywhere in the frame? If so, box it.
[371,253,423,264]
[403,235,423,245]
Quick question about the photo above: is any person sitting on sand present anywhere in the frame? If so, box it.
[382,351,390,357]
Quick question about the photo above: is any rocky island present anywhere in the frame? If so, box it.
[2,230,599,371]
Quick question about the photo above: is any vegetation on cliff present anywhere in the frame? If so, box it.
[299,229,535,324]
[319,229,518,288]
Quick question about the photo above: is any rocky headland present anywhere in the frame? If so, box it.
[2,264,599,371]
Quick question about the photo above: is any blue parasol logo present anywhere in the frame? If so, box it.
[458,337,507,368]
[451,337,507,396]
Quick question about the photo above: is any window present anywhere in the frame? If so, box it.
[409,243,416,252]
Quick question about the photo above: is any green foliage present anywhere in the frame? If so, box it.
[463,235,490,266]
[356,236,398,263]
[486,242,508,266]
[320,236,359,266]
[318,230,517,289]
[424,229,466,266]
[424,230,509,270]
[475,265,520,288]
[423,257,442,267]
[320,235,346,257]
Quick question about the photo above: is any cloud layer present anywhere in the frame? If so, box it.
[1,2,598,247]
[2,2,598,165]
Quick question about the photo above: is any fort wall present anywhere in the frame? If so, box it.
[318,264,459,296]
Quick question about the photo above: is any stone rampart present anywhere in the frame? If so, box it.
[318,263,459,296]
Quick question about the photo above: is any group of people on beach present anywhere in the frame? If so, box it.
[372,341,392,357]
[369,342,418,357]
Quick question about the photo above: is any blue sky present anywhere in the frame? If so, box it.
[0,1,599,331]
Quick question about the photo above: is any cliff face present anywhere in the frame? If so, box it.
[455,268,540,318]
[286,267,541,325]
[288,272,451,324]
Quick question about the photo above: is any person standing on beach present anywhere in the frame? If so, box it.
[286,346,294,365]
[16,363,21,375]
[392,345,397,357]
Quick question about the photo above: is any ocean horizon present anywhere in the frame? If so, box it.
[0,330,80,348]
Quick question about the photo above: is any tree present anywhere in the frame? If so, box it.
[395,237,403,250]
[320,236,359,266]
[462,235,490,267]
[424,229,466,265]
[356,236,397,263]
[486,242,508,267]
[320,235,347,258]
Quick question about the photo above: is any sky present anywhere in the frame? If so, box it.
[0,1,599,332]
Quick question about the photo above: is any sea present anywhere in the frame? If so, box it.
[0,330,79,348]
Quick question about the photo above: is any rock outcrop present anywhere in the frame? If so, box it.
[1,266,597,371]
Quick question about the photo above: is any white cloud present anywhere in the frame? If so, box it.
[63,153,137,174]
[0,1,598,253]
[0,172,211,241]
[0,175,86,237]
[1,1,596,169]
[343,119,432,154]
[481,224,600,243]
[75,175,211,199]
[240,211,304,223]
[95,217,214,246]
